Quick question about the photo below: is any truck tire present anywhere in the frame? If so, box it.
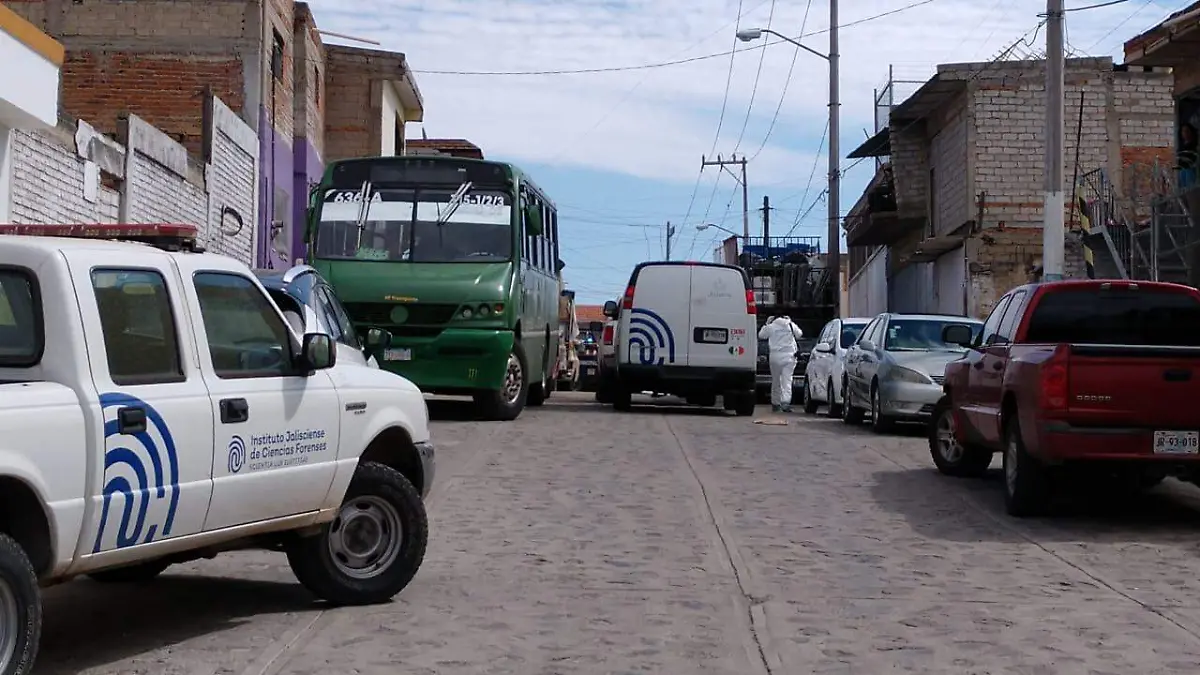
[87,559,171,584]
[733,391,756,416]
[928,398,992,477]
[0,533,40,675]
[1003,416,1052,517]
[612,385,632,412]
[286,462,428,606]
[474,343,529,421]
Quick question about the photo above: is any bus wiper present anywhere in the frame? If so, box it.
[436,181,474,226]
[353,181,373,250]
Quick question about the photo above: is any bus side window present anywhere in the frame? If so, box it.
[542,202,553,273]
[549,207,559,269]
[521,195,531,266]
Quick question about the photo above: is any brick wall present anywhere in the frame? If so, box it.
[1176,60,1200,98]
[965,226,1044,317]
[7,96,259,266]
[264,0,295,143]
[292,2,324,156]
[889,123,927,216]
[204,95,259,262]
[324,50,377,162]
[8,119,122,224]
[930,106,969,235]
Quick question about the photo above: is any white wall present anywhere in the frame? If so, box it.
[381,82,403,156]
[848,247,889,318]
[9,123,122,224]
[0,30,58,129]
[932,247,967,315]
[0,125,11,220]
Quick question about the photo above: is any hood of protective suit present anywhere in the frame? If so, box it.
[760,317,803,359]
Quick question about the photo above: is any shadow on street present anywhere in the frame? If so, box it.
[36,575,319,674]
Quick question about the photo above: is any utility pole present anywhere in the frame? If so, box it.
[1043,0,1065,281]
[762,195,770,247]
[701,154,750,243]
[664,220,675,260]
[828,0,842,316]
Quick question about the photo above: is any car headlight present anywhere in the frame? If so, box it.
[890,366,932,384]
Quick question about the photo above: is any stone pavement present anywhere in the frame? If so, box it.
[33,392,1200,673]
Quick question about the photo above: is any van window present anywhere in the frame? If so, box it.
[0,269,42,367]
[1025,286,1200,345]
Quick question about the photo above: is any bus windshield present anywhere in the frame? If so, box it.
[313,186,513,263]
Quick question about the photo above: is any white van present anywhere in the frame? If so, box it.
[601,262,757,414]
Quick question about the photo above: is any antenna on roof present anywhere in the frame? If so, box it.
[316,30,381,46]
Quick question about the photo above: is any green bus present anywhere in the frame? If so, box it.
[305,155,562,420]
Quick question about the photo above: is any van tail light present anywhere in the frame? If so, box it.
[622,284,635,310]
[602,325,614,345]
[745,289,757,314]
[1041,345,1070,411]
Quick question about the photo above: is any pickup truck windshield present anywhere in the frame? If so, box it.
[1024,286,1200,346]
[0,270,40,366]
[885,318,983,351]
[314,188,513,263]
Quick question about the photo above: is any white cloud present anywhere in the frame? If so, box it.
[306,0,1178,184]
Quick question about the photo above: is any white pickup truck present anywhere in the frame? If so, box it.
[0,236,435,674]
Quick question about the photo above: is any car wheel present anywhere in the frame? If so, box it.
[928,397,992,477]
[474,344,529,421]
[1003,416,1052,517]
[841,379,863,424]
[870,384,895,433]
[825,378,842,418]
[803,380,819,414]
[0,533,41,675]
[87,559,171,584]
[287,461,428,605]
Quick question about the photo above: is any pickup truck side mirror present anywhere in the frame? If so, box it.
[942,324,976,349]
[602,300,618,318]
[813,342,833,353]
[365,327,392,350]
[299,333,337,371]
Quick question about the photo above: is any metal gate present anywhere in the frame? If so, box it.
[933,247,966,315]
[888,262,934,313]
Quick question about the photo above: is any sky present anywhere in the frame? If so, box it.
[304,0,1181,303]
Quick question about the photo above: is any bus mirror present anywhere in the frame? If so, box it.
[524,205,544,236]
[555,258,565,273]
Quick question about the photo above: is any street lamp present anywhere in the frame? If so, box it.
[696,223,739,237]
[736,11,840,318]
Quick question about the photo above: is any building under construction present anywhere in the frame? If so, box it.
[716,234,837,337]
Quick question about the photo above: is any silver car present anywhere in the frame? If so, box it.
[841,313,983,433]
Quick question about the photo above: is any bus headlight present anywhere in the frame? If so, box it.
[460,307,474,319]
[478,304,491,316]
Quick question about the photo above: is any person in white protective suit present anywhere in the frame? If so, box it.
[757,315,804,412]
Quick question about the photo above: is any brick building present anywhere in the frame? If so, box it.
[6,0,423,269]
[323,44,423,163]
[844,57,1174,318]
[405,138,484,159]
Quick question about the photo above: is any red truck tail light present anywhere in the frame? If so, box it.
[745,288,757,314]
[1041,346,1070,410]
[602,325,614,345]
[621,284,635,310]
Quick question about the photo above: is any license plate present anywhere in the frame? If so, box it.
[585,367,596,374]
[1153,430,1200,454]
[697,328,728,344]
[383,347,412,361]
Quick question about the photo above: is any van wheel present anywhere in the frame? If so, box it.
[474,344,529,421]
[0,533,40,675]
[287,462,428,605]
[612,386,632,412]
[88,559,171,583]
[733,392,756,416]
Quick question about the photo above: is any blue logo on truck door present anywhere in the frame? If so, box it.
[93,393,180,552]
[629,308,676,365]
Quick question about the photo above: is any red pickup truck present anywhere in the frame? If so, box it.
[929,279,1200,516]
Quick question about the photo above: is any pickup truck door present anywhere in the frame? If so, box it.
[962,295,1010,442]
[179,263,342,531]
[66,254,215,556]
[975,290,1028,444]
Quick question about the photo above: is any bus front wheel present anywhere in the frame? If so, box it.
[474,344,529,421]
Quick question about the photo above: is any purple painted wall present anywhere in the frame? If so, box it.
[257,107,296,270]
[293,139,323,264]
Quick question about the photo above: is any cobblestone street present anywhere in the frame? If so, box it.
[33,392,1200,674]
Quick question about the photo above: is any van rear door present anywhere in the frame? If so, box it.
[1022,282,1200,432]
[620,263,691,367]
[687,264,755,369]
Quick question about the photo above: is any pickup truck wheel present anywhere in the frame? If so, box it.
[474,345,529,421]
[87,559,171,584]
[0,533,39,675]
[1003,417,1052,517]
[286,462,428,606]
[825,379,842,418]
[928,399,992,477]
[802,381,819,414]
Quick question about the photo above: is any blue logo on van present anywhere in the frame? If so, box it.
[629,308,676,365]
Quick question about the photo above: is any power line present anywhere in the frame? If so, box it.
[731,0,777,154]
[1085,0,1153,51]
[747,0,815,161]
[409,0,938,77]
